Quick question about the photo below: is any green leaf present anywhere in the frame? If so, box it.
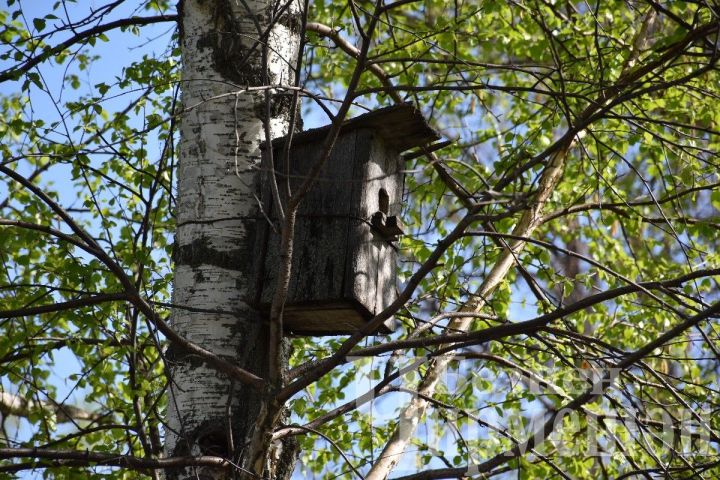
[32,17,46,31]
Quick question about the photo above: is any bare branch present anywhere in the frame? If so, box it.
[0,448,228,473]
[0,392,103,424]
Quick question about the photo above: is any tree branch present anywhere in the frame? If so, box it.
[0,292,128,319]
[0,448,228,473]
[0,392,103,424]
[0,15,178,84]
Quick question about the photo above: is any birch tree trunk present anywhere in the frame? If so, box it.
[165,1,300,478]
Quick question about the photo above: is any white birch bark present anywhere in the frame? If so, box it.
[165,1,300,478]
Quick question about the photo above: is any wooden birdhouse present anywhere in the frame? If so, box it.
[252,105,440,335]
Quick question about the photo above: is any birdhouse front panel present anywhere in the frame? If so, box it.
[348,133,403,331]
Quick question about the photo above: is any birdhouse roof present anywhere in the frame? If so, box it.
[268,104,441,153]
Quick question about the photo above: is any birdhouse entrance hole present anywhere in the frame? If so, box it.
[378,188,389,215]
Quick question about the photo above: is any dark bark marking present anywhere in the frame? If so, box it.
[274,435,300,480]
[252,93,294,121]
[195,422,230,457]
[174,236,248,270]
[192,0,267,85]
[275,11,302,35]
[166,419,230,480]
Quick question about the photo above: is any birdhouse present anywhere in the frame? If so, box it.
[252,105,440,335]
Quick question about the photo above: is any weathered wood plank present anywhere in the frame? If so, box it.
[347,131,399,331]
[287,132,356,305]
